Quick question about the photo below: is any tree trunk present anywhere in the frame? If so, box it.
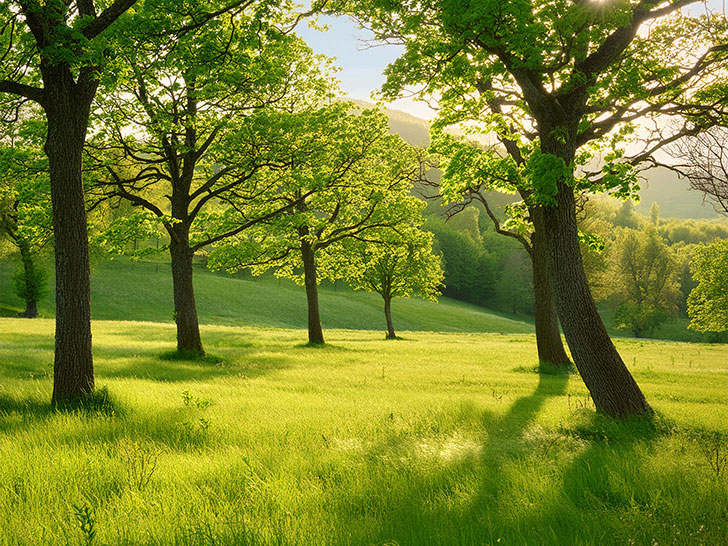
[541,168,651,417]
[17,236,39,319]
[384,296,397,339]
[530,208,571,367]
[45,97,94,403]
[169,231,204,355]
[300,237,325,345]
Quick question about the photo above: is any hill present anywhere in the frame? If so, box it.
[355,99,724,220]
[0,258,533,336]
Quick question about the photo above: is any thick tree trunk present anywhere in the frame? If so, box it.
[541,159,651,417]
[384,296,396,339]
[300,238,325,345]
[17,236,39,318]
[45,99,94,403]
[530,208,571,367]
[169,232,204,355]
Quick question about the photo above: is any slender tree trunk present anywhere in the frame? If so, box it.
[300,237,325,345]
[45,95,94,403]
[541,141,651,417]
[17,236,39,318]
[530,208,571,367]
[384,296,396,339]
[169,230,204,355]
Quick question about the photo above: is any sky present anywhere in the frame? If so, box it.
[295,16,435,120]
[296,2,727,122]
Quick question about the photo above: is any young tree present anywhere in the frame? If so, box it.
[342,228,443,339]
[342,0,728,416]
[88,6,334,355]
[0,0,142,402]
[609,229,681,338]
[687,239,728,333]
[208,105,423,345]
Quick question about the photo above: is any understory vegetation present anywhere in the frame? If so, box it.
[1,318,727,546]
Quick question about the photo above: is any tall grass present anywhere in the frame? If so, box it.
[0,318,726,545]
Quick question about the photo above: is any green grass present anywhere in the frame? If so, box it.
[1,318,727,546]
[0,258,532,335]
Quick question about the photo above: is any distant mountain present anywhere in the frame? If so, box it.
[353,98,724,220]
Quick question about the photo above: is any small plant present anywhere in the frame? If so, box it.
[120,440,160,491]
[567,393,595,412]
[696,432,728,478]
[71,503,97,546]
[181,390,211,409]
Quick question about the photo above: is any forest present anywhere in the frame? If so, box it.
[1,1,728,545]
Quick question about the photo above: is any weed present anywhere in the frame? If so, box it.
[71,503,97,546]
[120,440,160,491]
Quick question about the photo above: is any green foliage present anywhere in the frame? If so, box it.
[208,104,424,285]
[342,228,444,302]
[687,239,728,333]
[424,216,500,307]
[608,229,681,338]
[12,263,47,304]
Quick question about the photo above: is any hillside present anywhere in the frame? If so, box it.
[0,258,533,335]
[354,99,724,220]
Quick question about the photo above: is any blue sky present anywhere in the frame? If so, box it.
[297,3,727,121]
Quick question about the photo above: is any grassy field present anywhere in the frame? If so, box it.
[1,318,727,545]
[0,258,532,336]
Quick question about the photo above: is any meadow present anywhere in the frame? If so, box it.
[1,317,727,546]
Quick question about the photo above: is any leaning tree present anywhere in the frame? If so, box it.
[208,104,424,345]
[429,133,572,367]
[341,0,728,416]
[87,3,334,356]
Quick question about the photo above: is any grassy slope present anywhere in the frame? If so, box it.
[0,258,533,335]
[1,318,727,546]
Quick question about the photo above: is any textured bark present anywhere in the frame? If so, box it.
[300,234,325,345]
[541,139,651,417]
[45,90,95,403]
[169,229,204,354]
[530,208,571,367]
[384,296,396,339]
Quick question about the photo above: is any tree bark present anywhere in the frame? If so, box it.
[541,141,651,417]
[45,93,95,403]
[169,228,204,355]
[300,234,325,345]
[384,296,397,339]
[530,208,571,367]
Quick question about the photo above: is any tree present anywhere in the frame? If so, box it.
[609,229,681,338]
[342,0,728,416]
[430,135,571,367]
[687,239,728,333]
[0,117,53,318]
[0,0,142,401]
[208,104,423,345]
[87,5,333,355]
[669,126,728,216]
[342,228,443,339]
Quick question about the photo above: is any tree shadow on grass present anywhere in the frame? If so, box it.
[335,372,670,546]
